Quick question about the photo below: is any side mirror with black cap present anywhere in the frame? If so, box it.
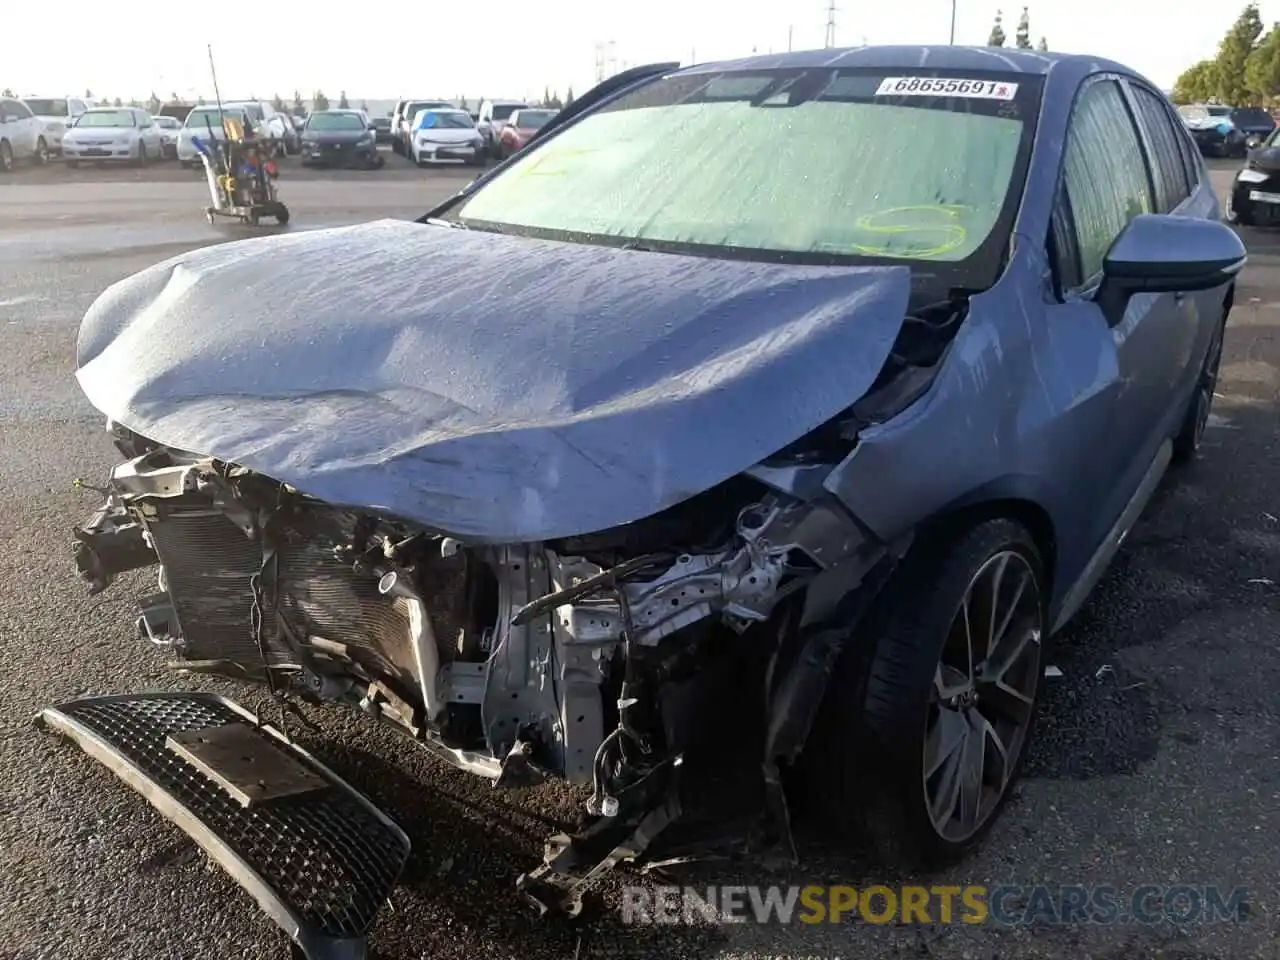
[1096,213,1247,327]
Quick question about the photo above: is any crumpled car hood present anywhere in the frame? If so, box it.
[76,219,910,542]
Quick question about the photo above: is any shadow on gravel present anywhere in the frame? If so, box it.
[1024,334,1279,783]
[310,742,729,960]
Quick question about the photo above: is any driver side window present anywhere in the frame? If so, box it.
[1059,79,1153,286]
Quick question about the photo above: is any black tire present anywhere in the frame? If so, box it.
[136,142,148,167]
[34,137,49,166]
[804,518,1047,871]
[276,205,290,225]
[1224,193,1243,226]
[0,140,12,173]
[1172,309,1227,462]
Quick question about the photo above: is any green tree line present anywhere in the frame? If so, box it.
[1172,3,1280,105]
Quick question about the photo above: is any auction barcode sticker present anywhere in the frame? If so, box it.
[874,77,1019,99]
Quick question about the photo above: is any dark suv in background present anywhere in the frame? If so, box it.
[1229,106,1277,147]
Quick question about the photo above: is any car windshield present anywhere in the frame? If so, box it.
[230,103,264,119]
[24,99,67,116]
[417,110,473,129]
[308,112,366,131]
[185,108,246,128]
[491,104,524,121]
[516,110,556,129]
[75,110,136,128]
[372,117,390,128]
[452,68,1038,274]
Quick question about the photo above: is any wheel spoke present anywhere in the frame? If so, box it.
[985,553,1011,659]
[990,566,1030,654]
[981,626,1035,687]
[934,663,969,701]
[960,595,976,683]
[925,707,968,778]
[983,674,1036,725]
[975,711,1012,794]
[928,719,967,827]
[955,712,987,832]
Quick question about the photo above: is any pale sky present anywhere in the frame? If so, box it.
[5,0,1270,103]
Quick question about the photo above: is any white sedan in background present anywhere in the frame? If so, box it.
[21,95,90,158]
[62,107,165,166]
[0,96,42,171]
[410,107,486,166]
[152,115,182,159]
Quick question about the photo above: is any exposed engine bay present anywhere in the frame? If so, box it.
[73,404,925,912]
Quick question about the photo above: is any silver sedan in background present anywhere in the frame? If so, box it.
[62,107,165,166]
[152,115,182,159]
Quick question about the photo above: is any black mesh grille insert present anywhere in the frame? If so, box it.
[52,694,409,939]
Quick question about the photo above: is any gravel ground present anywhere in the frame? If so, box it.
[0,161,1276,960]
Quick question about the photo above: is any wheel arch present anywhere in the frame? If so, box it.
[909,483,1058,602]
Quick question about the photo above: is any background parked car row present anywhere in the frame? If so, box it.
[2,92,559,173]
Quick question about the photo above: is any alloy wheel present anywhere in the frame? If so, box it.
[35,138,49,165]
[924,550,1042,842]
[1191,321,1226,451]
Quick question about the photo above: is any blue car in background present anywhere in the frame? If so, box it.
[1179,102,1250,157]
[61,45,1246,944]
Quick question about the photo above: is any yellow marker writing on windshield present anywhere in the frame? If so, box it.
[849,204,971,258]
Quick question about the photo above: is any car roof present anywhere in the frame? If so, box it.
[683,44,1132,79]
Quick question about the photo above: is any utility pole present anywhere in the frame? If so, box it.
[949,0,957,43]
[824,0,838,48]
[788,24,793,51]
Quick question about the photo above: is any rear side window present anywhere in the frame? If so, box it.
[1060,79,1152,283]
[1127,86,1191,213]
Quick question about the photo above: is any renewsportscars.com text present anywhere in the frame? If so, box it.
[620,884,1252,926]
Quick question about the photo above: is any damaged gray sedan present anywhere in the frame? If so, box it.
[53,46,1243,958]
